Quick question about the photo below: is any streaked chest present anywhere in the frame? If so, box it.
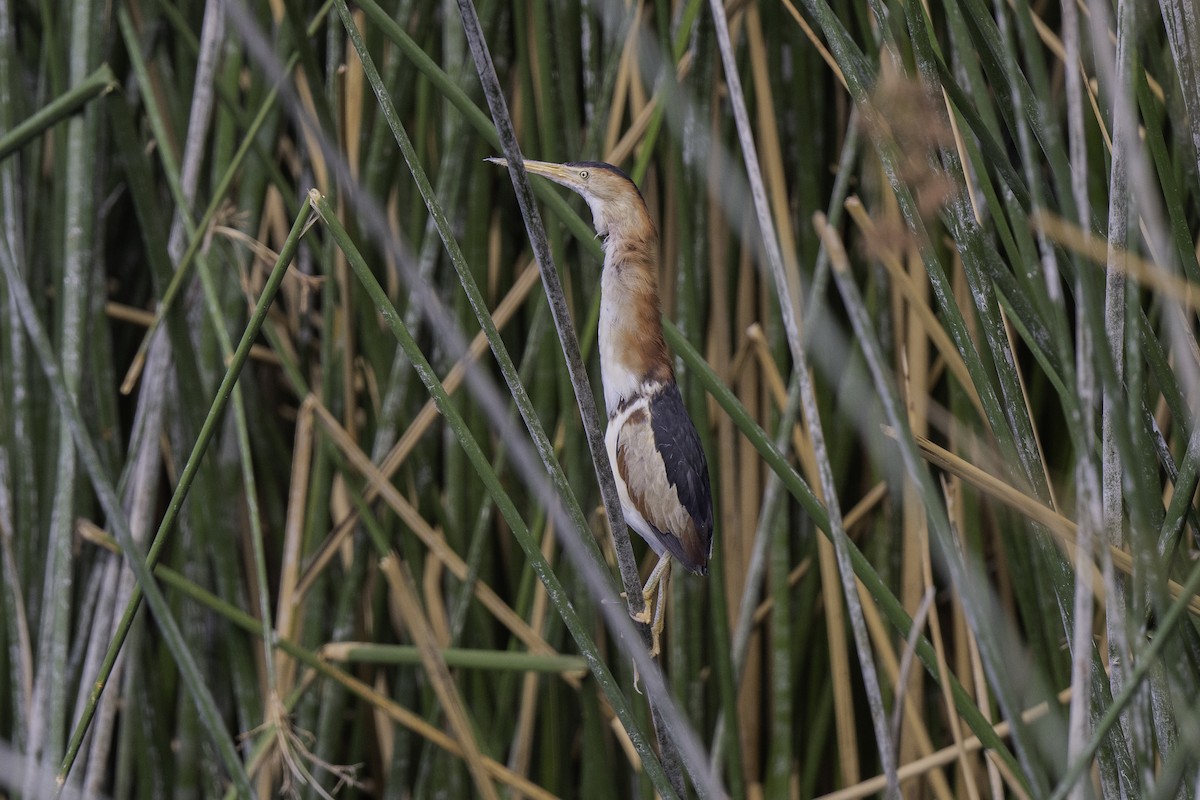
[596,247,671,414]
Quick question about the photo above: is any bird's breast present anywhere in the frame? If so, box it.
[597,256,673,414]
[597,298,644,412]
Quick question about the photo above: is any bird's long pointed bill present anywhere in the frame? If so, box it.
[485,157,580,189]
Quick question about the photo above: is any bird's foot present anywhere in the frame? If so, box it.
[647,632,661,660]
[621,590,653,624]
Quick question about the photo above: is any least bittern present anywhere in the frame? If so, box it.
[489,158,714,656]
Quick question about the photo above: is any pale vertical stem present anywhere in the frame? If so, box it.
[1158,0,1200,168]
[0,0,34,747]
[1095,0,1149,786]
[25,0,100,787]
[1095,0,1195,791]
[708,0,898,793]
[79,334,169,791]
[94,0,231,786]
[85,2,229,788]
[1062,2,1098,796]
[1102,5,1131,538]
[920,494,980,800]
[167,0,224,259]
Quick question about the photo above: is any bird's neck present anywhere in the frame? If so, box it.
[597,229,674,415]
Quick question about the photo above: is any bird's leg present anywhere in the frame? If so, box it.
[630,555,672,658]
[648,559,671,658]
[631,553,672,624]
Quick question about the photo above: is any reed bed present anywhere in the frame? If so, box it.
[1,0,1198,797]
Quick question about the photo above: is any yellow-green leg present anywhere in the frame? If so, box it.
[631,554,672,657]
[648,559,670,657]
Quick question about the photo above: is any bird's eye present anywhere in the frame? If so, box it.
[579,170,589,179]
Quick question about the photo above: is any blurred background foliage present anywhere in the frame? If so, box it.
[1,0,1199,797]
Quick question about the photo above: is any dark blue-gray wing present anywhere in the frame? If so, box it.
[649,384,714,573]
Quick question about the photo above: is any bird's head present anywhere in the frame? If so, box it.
[487,158,650,240]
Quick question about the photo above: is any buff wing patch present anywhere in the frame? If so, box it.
[614,386,713,573]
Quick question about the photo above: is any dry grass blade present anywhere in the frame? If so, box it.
[1034,210,1200,311]
[380,556,500,800]
[104,302,281,364]
[274,395,316,695]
